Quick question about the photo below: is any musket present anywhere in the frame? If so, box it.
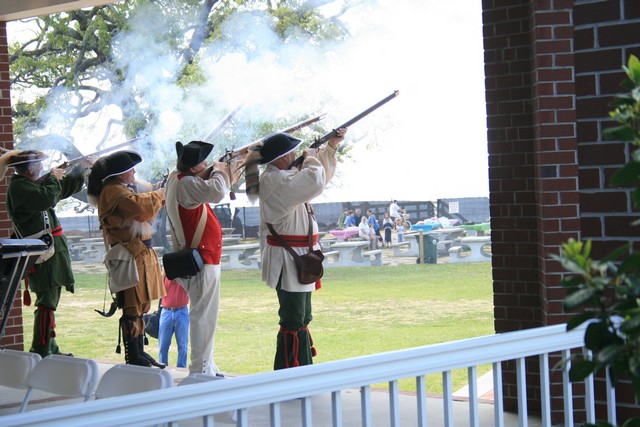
[204,113,326,200]
[289,90,400,169]
[35,135,145,184]
[55,135,145,169]
[217,113,327,164]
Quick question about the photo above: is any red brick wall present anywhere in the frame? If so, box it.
[0,20,22,351]
[483,0,638,422]
[574,1,640,421]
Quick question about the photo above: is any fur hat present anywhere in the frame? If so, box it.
[243,133,302,203]
[0,149,48,177]
[176,141,214,168]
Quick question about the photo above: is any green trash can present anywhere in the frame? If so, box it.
[417,233,438,264]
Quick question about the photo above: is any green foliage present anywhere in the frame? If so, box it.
[556,55,640,422]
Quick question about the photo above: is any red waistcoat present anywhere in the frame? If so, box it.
[177,174,222,265]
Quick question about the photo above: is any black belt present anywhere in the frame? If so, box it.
[163,306,187,311]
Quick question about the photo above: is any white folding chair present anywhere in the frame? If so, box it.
[95,364,174,399]
[19,354,99,412]
[0,349,42,397]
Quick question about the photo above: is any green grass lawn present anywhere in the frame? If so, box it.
[22,262,494,393]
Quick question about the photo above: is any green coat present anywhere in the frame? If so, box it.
[6,167,86,293]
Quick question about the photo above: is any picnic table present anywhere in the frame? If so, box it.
[328,227,360,242]
[460,222,491,236]
[327,241,372,267]
[448,236,492,262]
[426,227,466,255]
[78,237,105,263]
[221,243,260,270]
[222,236,242,246]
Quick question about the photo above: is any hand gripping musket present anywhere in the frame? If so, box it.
[289,90,400,169]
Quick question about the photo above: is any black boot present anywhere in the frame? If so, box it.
[137,334,166,369]
[121,316,151,367]
[123,334,152,367]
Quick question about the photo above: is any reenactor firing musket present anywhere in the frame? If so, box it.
[289,90,400,169]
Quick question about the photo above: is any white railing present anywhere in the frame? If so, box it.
[0,322,617,427]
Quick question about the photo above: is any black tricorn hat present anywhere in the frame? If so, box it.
[176,141,213,168]
[102,150,142,181]
[259,133,302,164]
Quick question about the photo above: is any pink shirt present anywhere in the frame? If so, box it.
[161,276,189,308]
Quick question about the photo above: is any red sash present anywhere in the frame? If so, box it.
[267,234,318,247]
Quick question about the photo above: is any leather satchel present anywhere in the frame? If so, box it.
[143,299,162,339]
[163,248,204,280]
[163,205,207,280]
[267,205,324,285]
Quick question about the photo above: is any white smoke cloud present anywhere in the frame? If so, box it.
[9,0,488,203]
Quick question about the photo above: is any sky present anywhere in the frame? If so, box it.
[7,0,488,205]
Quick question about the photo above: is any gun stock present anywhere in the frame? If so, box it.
[289,90,399,169]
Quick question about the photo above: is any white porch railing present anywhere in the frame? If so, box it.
[0,322,618,427]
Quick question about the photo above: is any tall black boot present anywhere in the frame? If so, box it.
[137,334,166,369]
[123,334,152,366]
[121,316,151,367]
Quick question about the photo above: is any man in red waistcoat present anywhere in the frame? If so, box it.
[164,140,241,376]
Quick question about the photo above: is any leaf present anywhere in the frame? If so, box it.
[569,360,597,381]
[628,54,640,83]
[595,344,625,365]
[602,244,631,262]
[585,322,609,349]
[622,417,640,427]
[611,162,640,186]
[621,315,640,335]
[603,125,636,141]
[561,276,585,289]
[630,354,640,378]
[563,288,596,311]
[567,311,596,330]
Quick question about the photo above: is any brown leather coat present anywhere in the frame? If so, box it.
[98,179,166,312]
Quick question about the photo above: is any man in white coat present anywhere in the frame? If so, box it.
[244,128,346,369]
[165,140,241,376]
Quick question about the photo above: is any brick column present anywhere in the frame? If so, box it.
[0,20,22,350]
[483,0,580,422]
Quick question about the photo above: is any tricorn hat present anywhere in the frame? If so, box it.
[102,150,142,181]
[0,149,48,177]
[176,141,213,168]
[259,133,302,164]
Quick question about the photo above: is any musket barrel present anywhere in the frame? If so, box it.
[289,90,399,169]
